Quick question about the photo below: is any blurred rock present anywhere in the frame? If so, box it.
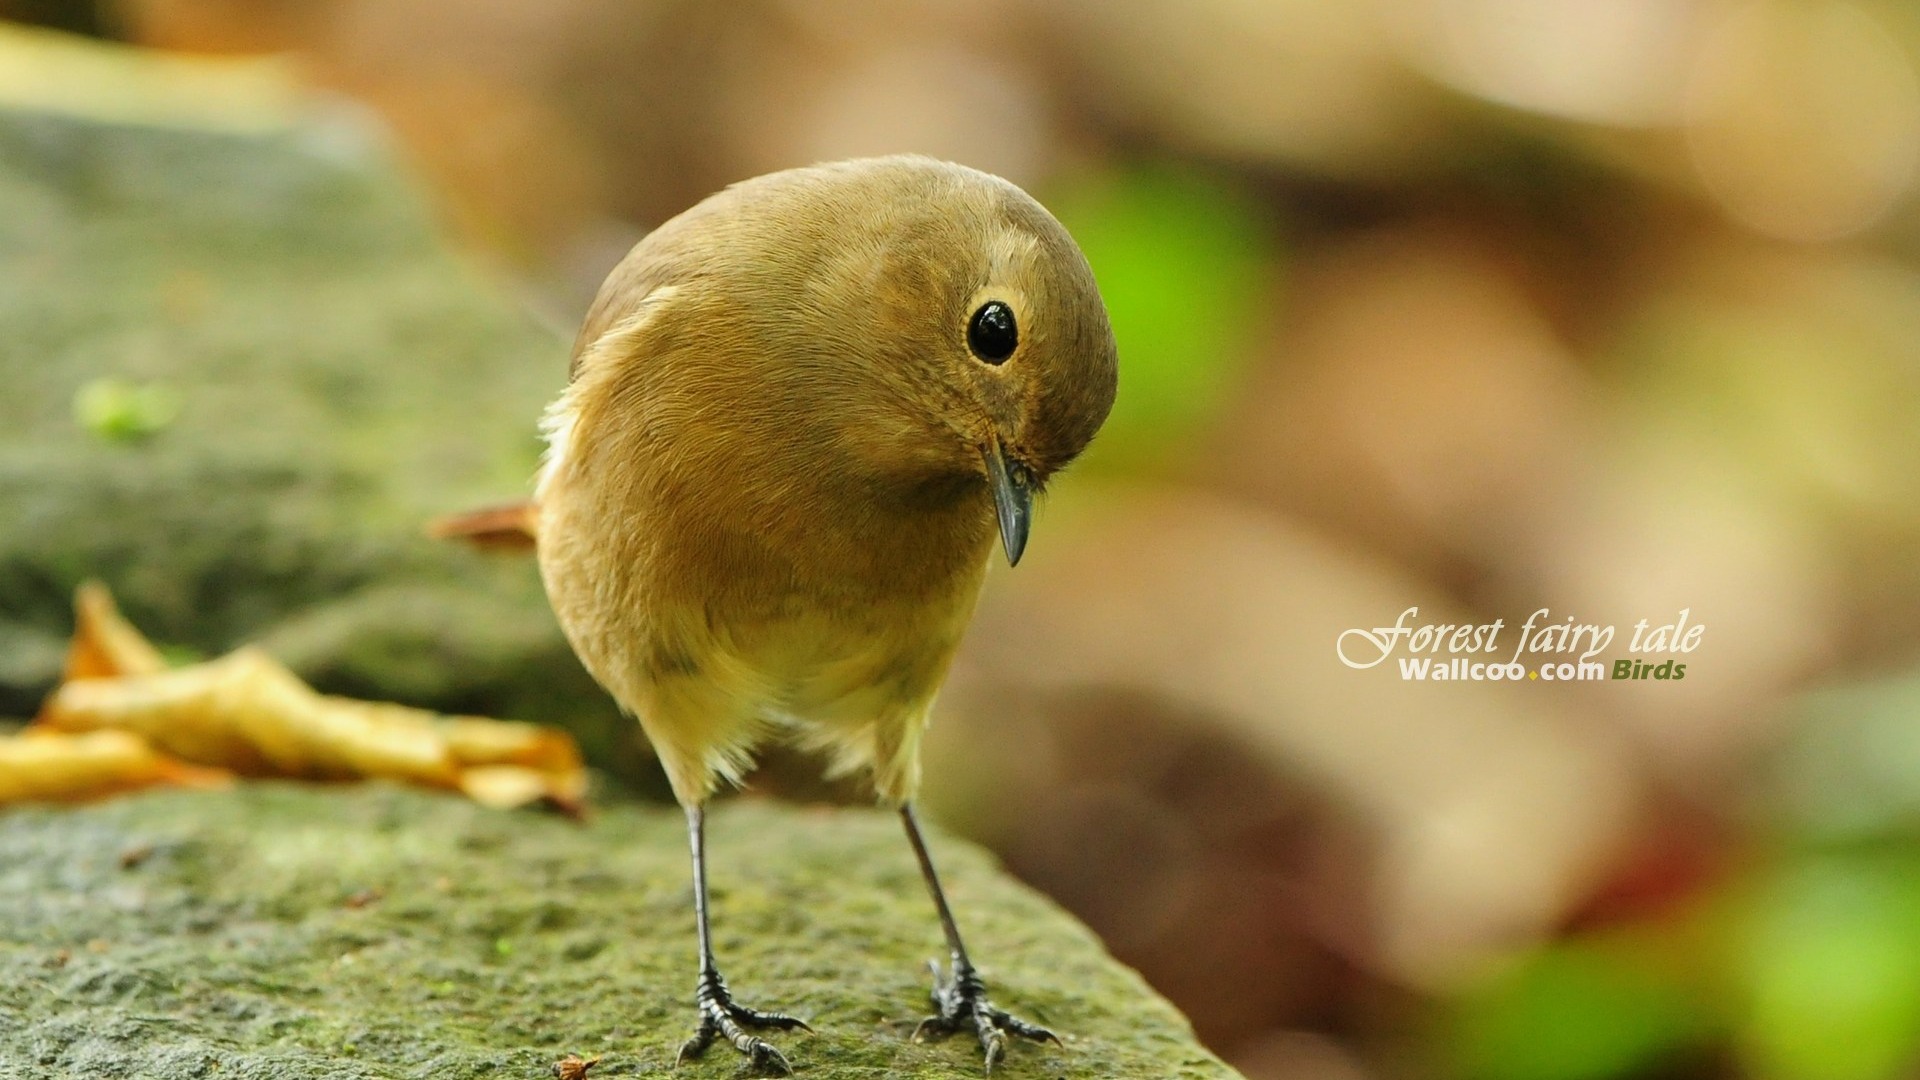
[0,67,655,787]
[0,19,301,131]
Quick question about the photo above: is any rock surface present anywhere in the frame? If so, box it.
[0,82,650,783]
[0,784,1238,1078]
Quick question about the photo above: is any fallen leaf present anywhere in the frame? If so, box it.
[17,584,589,812]
[64,580,168,681]
[459,763,586,818]
[0,729,228,804]
[438,716,581,774]
[38,647,590,803]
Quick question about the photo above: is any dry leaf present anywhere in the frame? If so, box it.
[64,580,168,681]
[552,1053,601,1080]
[459,764,586,818]
[45,648,460,786]
[0,728,228,804]
[438,716,582,774]
[22,584,590,812]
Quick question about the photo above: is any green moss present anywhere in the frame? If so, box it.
[0,785,1238,1078]
[0,101,652,786]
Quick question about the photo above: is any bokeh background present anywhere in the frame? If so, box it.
[7,1,1920,1078]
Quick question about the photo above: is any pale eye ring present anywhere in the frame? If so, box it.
[967,300,1018,364]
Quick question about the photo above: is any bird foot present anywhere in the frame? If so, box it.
[910,957,1059,1073]
[676,967,811,1076]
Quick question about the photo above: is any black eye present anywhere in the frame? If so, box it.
[967,300,1018,364]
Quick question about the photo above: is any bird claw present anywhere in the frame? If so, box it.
[912,956,1059,1072]
[675,968,809,1076]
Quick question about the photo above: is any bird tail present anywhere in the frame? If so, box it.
[427,501,539,551]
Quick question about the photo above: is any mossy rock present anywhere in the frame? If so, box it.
[0,75,656,785]
[0,784,1238,1078]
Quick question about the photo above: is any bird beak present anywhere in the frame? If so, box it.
[983,442,1033,567]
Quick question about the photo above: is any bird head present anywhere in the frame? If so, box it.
[840,159,1119,566]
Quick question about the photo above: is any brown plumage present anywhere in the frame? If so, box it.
[533,155,1116,1073]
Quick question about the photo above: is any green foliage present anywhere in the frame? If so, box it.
[1735,855,1920,1080]
[1450,847,1920,1080]
[1044,163,1277,477]
[71,376,179,443]
[1452,936,1708,1080]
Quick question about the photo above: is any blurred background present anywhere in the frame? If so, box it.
[6,1,1920,1078]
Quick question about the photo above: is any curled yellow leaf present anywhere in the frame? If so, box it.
[23,584,590,813]
[0,728,228,804]
[63,580,167,682]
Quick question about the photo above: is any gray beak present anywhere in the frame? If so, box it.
[984,443,1033,567]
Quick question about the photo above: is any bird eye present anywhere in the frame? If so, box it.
[966,300,1018,364]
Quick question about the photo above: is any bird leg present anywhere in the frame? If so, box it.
[675,805,811,1075]
[900,804,1060,1072]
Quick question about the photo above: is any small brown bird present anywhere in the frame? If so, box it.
[534,155,1116,1073]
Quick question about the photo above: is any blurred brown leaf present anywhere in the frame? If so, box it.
[0,728,228,805]
[21,584,586,814]
[63,579,169,681]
